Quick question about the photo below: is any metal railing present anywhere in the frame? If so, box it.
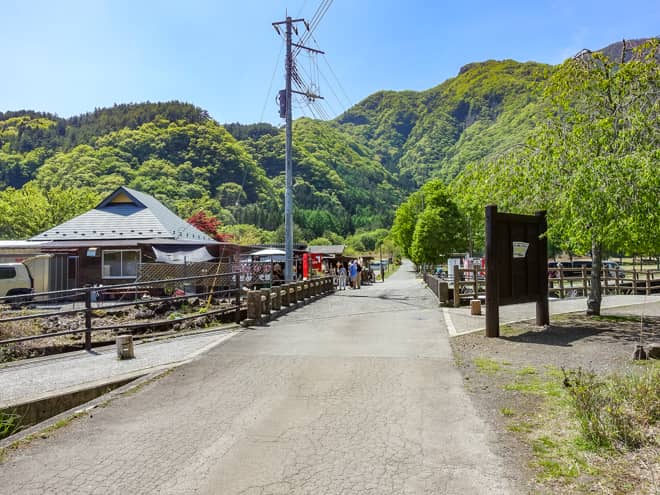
[0,272,243,351]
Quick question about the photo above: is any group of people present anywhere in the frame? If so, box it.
[335,260,363,290]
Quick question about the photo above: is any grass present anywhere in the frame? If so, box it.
[0,411,21,441]
[0,410,88,464]
[562,364,660,450]
[474,357,504,374]
[504,377,562,397]
[591,314,642,323]
[507,421,534,433]
[498,362,660,490]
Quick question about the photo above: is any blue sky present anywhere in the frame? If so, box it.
[2,0,658,124]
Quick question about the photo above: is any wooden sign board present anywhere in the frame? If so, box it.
[485,205,549,337]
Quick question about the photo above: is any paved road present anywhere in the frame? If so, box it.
[1,260,518,494]
[0,329,238,407]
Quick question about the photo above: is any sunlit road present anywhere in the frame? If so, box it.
[0,260,518,494]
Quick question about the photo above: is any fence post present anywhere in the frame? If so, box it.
[84,285,92,351]
[246,290,261,321]
[234,273,241,324]
[646,270,651,296]
[632,269,637,295]
[559,268,565,298]
[272,287,281,311]
[453,264,461,308]
[260,288,271,316]
[582,266,588,298]
[472,267,478,299]
[615,269,621,294]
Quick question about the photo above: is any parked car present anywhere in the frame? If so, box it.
[548,259,624,279]
[0,262,33,302]
[603,260,625,278]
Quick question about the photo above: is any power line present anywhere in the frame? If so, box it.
[259,39,285,123]
[295,0,333,57]
[272,15,325,281]
[321,53,352,109]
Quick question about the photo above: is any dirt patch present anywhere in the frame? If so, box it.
[451,310,660,494]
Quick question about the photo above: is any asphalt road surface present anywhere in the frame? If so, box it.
[1,260,518,494]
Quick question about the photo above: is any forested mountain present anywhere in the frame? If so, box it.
[335,60,549,186]
[0,102,399,241]
[1,38,653,243]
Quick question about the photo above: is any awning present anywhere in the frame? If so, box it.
[249,248,286,256]
[152,245,215,264]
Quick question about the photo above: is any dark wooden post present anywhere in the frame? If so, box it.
[485,205,499,337]
[234,273,241,323]
[615,269,621,294]
[536,210,549,326]
[84,285,93,351]
[582,266,588,298]
[453,264,461,308]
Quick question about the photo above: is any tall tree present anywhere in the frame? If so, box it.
[391,179,467,265]
[452,40,660,316]
[0,183,99,239]
[532,40,660,315]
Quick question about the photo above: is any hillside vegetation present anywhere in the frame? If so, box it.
[1,38,655,248]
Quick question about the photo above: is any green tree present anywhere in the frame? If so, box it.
[531,41,659,315]
[451,40,660,316]
[217,224,273,245]
[391,179,466,263]
[0,183,99,239]
[390,190,423,258]
[410,206,467,267]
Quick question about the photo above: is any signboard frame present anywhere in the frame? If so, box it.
[485,205,549,337]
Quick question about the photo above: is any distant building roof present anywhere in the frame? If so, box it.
[31,186,216,244]
[0,240,48,248]
[307,245,345,255]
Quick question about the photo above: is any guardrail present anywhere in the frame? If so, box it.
[243,277,334,324]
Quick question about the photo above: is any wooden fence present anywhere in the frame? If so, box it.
[424,265,660,307]
[548,266,660,298]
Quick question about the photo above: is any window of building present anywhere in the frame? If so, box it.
[102,250,140,279]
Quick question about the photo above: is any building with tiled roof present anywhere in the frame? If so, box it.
[30,186,236,287]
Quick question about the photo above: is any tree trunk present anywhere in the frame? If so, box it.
[587,241,602,316]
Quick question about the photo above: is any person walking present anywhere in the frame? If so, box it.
[338,262,347,290]
[349,260,358,289]
[355,261,362,289]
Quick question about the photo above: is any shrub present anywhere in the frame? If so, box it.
[563,366,660,450]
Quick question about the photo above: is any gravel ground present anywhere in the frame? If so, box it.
[450,303,660,494]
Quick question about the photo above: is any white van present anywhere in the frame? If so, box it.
[0,263,33,300]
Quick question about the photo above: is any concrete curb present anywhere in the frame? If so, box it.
[444,298,660,338]
[0,328,242,450]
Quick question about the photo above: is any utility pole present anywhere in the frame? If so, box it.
[273,15,324,281]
